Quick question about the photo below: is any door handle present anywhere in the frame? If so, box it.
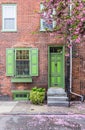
[55,63,57,66]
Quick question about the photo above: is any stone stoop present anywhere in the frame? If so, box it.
[47,88,69,106]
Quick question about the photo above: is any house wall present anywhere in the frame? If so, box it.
[72,39,85,98]
[0,0,84,99]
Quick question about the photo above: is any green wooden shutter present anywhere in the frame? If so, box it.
[30,48,38,76]
[6,48,14,76]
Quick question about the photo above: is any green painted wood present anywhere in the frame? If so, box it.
[6,48,14,76]
[30,48,38,76]
[48,46,65,88]
[12,90,30,100]
[50,53,63,87]
[12,90,30,93]
[11,77,32,82]
[62,45,65,89]
[48,47,50,88]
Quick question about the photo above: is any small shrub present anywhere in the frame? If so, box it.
[30,87,45,105]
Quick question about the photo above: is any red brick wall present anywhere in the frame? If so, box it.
[72,58,80,95]
[0,0,84,98]
[72,38,85,98]
[0,0,65,96]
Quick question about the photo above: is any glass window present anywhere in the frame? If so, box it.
[40,3,56,31]
[16,50,29,76]
[6,48,38,79]
[2,4,17,31]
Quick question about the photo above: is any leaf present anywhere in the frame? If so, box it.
[72,35,78,40]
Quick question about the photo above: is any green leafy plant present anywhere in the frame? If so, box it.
[30,87,45,105]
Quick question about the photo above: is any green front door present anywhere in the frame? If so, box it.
[48,46,65,88]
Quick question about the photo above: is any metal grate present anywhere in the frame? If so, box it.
[16,94,27,98]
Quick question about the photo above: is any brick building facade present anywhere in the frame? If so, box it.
[0,0,85,101]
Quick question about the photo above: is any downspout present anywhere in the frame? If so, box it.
[69,40,83,100]
[69,0,83,101]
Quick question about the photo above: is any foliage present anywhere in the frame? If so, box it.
[41,0,85,44]
[30,87,45,105]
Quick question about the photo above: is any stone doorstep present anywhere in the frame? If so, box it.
[47,94,67,96]
[47,96,68,101]
[47,88,69,106]
[47,88,67,96]
[47,100,69,106]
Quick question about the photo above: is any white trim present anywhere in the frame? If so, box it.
[40,3,56,31]
[40,19,46,31]
[2,4,17,32]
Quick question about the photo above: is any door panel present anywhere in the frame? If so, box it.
[57,61,61,74]
[51,77,55,86]
[51,61,55,74]
[50,52,64,88]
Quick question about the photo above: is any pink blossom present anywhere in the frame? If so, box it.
[74,31,79,35]
[43,0,84,44]
[76,28,80,32]
[65,53,70,57]
[83,10,85,14]
[68,44,72,48]
[81,17,85,22]
[67,20,71,24]
[75,37,81,43]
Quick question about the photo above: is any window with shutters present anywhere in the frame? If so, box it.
[16,50,29,76]
[2,4,17,32]
[40,3,56,31]
[6,48,38,82]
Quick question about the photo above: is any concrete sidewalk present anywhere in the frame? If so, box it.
[0,101,85,115]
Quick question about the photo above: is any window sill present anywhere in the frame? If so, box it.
[11,77,32,83]
[40,29,53,32]
[1,30,17,33]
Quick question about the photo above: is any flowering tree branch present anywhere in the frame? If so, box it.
[42,0,85,44]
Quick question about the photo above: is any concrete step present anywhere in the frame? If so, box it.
[47,88,67,96]
[47,93,67,96]
[47,96,68,101]
[47,88,69,106]
[47,100,69,106]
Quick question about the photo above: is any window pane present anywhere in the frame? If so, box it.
[3,6,16,18]
[2,4,17,31]
[40,3,56,31]
[16,50,29,76]
[16,61,29,75]
[4,18,15,30]
[43,21,53,30]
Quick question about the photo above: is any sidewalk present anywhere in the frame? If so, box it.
[0,101,85,115]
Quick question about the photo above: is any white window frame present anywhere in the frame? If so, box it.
[40,3,56,31]
[2,4,17,32]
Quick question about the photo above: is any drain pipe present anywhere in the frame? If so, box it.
[69,0,83,101]
[69,40,83,101]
